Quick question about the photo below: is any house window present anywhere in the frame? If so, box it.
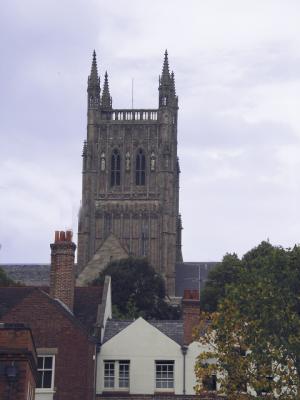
[136,148,146,185]
[111,149,121,186]
[37,355,55,390]
[203,374,217,391]
[104,360,130,390]
[104,361,115,388]
[155,360,174,389]
[119,361,130,388]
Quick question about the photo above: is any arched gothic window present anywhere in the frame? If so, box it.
[111,149,121,186]
[136,149,146,185]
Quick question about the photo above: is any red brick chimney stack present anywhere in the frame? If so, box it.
[50,230,76,312]
[182,289,200,345]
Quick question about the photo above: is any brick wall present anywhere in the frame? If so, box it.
[2,289,95,400]
[182,290,200,345]
[0,324,37,400]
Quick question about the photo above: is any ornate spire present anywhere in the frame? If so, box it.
[101,71,112,110]
[87,50,100,110]
[171,71,176,95]
[88,50,100,87]
[160,49,171,86]
[159,50,177,108]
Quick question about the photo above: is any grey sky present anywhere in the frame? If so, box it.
[1,0,300,263]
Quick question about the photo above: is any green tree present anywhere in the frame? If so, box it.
[195,242,300,399]
[92,257,180,319]
[200,253,242,311]
[0,267,16,286]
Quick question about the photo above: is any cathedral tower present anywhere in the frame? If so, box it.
[77,51,183,296]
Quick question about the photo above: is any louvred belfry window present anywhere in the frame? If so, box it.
[136,149,146,185]
[111,149,121,186]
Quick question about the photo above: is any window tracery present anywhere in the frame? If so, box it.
[111,149,121,186]
[136,148,146,186]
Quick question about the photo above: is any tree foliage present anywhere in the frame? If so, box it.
[0,267,17,286]
[200,253,242,311]
[91,257,180,319]
[195,241,300,399]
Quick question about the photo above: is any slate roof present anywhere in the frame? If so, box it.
[150,320,183,345]
[2,261,220,299]
[1,264,50,286]
[103,319,184,345]
[175,262,219,297]
[0,286,103,335]
[103,320,132,343]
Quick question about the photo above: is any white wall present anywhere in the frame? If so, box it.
[35,391,54,400]
[97,317,202,395]
[101,276,112,343]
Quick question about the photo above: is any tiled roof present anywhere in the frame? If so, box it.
[0,286,103,335]
[0,287,35,318]
[150,320,183,345]
[103,320,132,343]
[103,319,183,345]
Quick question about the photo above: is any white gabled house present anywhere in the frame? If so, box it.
[96,290,217,397]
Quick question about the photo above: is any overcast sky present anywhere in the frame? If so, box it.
[1,0,300,263]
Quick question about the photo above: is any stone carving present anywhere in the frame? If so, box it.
[125,152,131,171]
[100,152,106,171]
[150,152,156,171]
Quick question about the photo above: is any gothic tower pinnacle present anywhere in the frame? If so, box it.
[161,49,171,85]
[159,50,177,109]
[101,71,112,110]
[87,50,100,110]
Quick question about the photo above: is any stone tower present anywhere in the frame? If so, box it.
[77,50,183,296]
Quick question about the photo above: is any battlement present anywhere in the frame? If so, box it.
[110,109,158,122]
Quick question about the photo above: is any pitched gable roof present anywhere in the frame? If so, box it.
[0,286,103,336]
[0,287,35,318]
[103,320,132,343]
[150,320,183,345]
[103,318,183,345]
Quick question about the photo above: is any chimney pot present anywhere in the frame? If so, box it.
[66,230,72,242]
[55,231,59,243]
